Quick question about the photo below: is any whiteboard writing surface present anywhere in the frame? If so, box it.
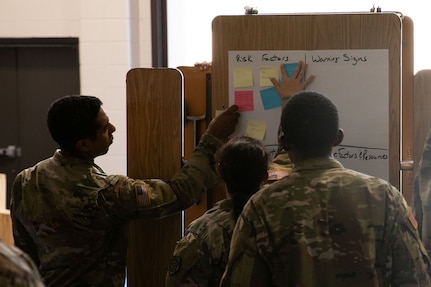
[213,13,407,189]
[228,49,389,180]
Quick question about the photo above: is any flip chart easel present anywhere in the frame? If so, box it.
[212,12,414,193]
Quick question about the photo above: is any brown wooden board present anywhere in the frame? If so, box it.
[126,68,182,287]
[0,213,13,245]
[177,66,211,227]
[414,70,431,187]
[212,13,414,193]
[401,16,415,203]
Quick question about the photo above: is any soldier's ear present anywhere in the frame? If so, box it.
[76,138,92,153]
[333,129,344,147]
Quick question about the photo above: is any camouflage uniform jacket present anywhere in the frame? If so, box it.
[221,157,431,287]
[10,133,221,287]
[412,129,431,257]
[0,238,45,287]
[165,199,235,287]
[267,152,292,182]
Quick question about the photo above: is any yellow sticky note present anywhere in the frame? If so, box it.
[234,67,253,88]
[245,120,267,140]
[259,66,279,87]
[215,109,224,117]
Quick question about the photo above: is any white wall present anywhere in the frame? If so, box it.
[0,0,153,175]
[167,1,431,73]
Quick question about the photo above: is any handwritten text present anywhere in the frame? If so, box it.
[333,147,388,161]
[311,53,368,66]
[236,54,253,63]
[261,53,289,62]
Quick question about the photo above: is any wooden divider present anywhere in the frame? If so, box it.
[126,68,183,287]
[0,212,13,245]
[212,13,413,195]
[414,70,431,183]
[401,16,415,203]
[177,66,210,227]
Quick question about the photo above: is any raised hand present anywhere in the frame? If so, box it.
[270,61,315,100]
[205,105,240,141]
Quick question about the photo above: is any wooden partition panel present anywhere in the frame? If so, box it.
[177,66,211,227]
[0,212,13,245]
[126,68,183,287]
[212,13,414,192]
[401,16,415,203]
[414,70,431,182]
[177,66,209,159]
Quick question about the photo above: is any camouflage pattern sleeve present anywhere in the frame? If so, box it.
[390,191,431,285]
[412,130,431,257]
[99,133,221,220]
[220,207,272,287]
[267,152,292,182]
[412,173,424,240]
[0,239,45,287]
[167,133,221,209]
[165,232,211,286]
[166,200,235,287]
[10,173,40,267]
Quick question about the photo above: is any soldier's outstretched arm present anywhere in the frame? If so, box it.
[98,105,240,220]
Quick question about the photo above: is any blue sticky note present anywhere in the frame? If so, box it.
[284,63,297,77]
[260,87,281,110]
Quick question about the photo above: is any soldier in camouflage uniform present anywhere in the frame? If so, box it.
[10,95,239,287]
[412,129,431,257]
[0,237,45,287]
[267,61,314,182]
[221,91,431,286]
[165,136,268,287]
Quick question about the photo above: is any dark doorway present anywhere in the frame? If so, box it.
[0,38,80,209]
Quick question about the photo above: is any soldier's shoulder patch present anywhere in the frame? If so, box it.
[135,183,151,208]
[168,256,181,275]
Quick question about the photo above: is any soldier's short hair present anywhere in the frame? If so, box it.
[281,91,339,157]
[47,95,103,153]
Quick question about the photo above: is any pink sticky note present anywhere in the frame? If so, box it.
[234,90,254,111]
